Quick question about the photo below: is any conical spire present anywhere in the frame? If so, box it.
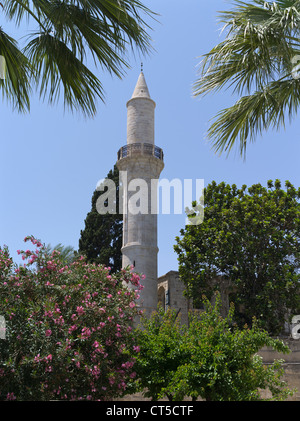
[131,71,151,99]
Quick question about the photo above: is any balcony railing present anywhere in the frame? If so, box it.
[117,142,164,161]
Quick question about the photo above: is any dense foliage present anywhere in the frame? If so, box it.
[0,236,143,400]
[133,296,294,401]
[174,180,300,335]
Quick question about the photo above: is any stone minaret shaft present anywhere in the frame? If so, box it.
[117,72,164,314]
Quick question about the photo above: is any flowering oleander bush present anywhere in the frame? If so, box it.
[0,236,144,401]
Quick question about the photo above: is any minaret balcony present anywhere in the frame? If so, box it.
[117,142,164,161]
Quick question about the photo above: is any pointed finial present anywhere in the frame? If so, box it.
[141,62,143,73]
[130,69,152,99]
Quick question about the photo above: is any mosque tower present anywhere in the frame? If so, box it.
[116,70,164,314]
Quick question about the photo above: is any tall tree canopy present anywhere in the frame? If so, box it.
[78,164,122,273]
[174,179,300,335]
[193,0,300,157]
[0,0,154,115]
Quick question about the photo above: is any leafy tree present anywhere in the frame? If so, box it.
[78,164,122,273]
[133,295,294,401]
[193,0,300,156]
[132,306,188,401]
[0,235,143,401]
[0,0,155,115]
[174,180,300,335]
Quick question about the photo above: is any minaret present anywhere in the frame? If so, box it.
[117,71,164,314]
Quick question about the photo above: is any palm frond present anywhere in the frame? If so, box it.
[72,0,155,53]
[45,243,76,263]
[194,0,300,155]
[39,1,129,75]
[25,32,105,116]
[207,77,300,157]
[0,28,31,112]
[3,0,31,26]
[1,0,156,115]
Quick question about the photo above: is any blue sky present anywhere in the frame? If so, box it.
[1,0,300,277]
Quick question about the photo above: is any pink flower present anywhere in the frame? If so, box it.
[81,327,91,339]
[34,354,41,363]
[54,305,61,313]
[6,393,16,401]
[45,329,52,337]
[76,306,85,316]
[54,316,65,326]
[68,325,77,334]
[45,281,54,286]
[129,301,135,308]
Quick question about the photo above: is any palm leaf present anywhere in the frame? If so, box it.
[194,0,300,156]
[207,77,300,156]
[40,1,129,75]
[0,28,31,112]
[1,0,156,114]
[45,243,76,263]
[25,32,105,116]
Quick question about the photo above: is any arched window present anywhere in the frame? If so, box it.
[157,286,166,311]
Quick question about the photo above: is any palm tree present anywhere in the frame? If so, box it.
[0,0,155,115]
[45,243,77,264]
[193,0,300,157]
